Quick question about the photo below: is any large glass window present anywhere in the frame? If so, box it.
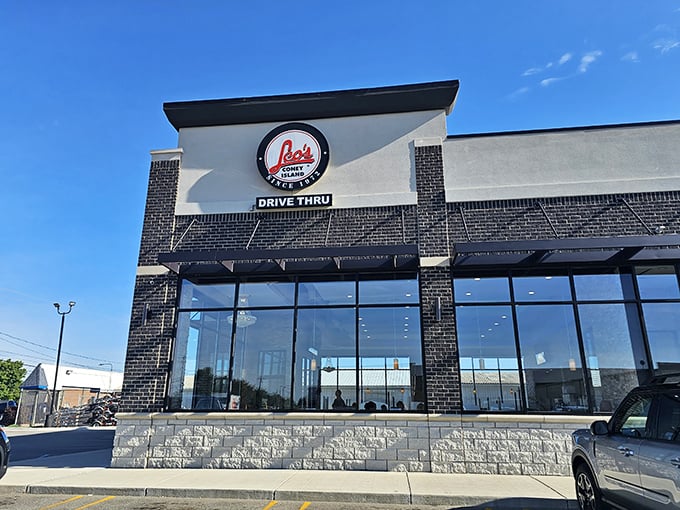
[456,305,521,411]
[167,310,233,410]
[516,305,586,412]
[573,271,635,301]
[454,277,510,303]
[231,309,293,411]
[578,304,646,411]
[643,303,680,373]
[168,274,423,412]
[294,307,356,410]
[453,264,680,414]
[358,306,423,411]
[179,281,235,309]
[636,266,680,300]
[512,275,571,302]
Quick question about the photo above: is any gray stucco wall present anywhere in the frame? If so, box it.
[444,121,680,202]
[174,110,446,214]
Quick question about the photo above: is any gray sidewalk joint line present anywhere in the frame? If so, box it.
[405,471,414,505]
[530,475,571,499]
[271,470,302,500]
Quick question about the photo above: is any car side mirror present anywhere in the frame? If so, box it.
[590,420,609,436]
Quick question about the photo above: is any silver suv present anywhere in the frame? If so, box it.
[572,373,680,509]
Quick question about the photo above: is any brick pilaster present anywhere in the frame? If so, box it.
[414,141,460,413]
[121,150,181,412]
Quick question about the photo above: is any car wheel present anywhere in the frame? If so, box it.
[575,464,604,510]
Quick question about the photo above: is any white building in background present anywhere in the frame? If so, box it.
[18,363,123,426]
[22,363,123,393]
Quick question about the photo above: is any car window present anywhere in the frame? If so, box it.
[653,391,680,442]
[612,392,653,438]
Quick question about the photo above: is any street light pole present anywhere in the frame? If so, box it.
[47,301,75,426]
[99,362,113,394]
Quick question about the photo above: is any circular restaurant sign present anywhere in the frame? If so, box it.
[257,123,330,190]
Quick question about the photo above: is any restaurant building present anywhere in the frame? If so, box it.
[112,80,680,474]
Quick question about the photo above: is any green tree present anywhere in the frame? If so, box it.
[0,359,26,401]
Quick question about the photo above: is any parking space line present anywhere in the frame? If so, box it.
[263,501,278,510]
[299,503,311,509]
[39,495,85,510]
[73,496,116,509]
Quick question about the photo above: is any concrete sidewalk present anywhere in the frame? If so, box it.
[0,454,578,509]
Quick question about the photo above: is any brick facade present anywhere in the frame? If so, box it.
[116,83,679,473]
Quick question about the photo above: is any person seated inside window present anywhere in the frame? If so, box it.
[364,401,377,411]
[332,389,345,410]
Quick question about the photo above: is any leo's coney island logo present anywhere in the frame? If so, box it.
[257,123,330,190]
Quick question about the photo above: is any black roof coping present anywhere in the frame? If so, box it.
[447,119,680,140]
[163,80,460,130]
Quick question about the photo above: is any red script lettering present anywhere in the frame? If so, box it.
[269,139,315,174]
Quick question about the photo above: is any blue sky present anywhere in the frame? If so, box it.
[1,1,679,375]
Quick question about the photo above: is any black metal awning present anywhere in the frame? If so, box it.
[158,244,419,276]
[452,234,680,268]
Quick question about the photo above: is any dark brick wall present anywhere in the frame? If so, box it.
[449,192,680,243]
[414,143,460,413]
[121,273,177,412]
[414,145,449,257]
[419,266,459,412]
[138,159,180,265]
[121,158,180,412]
[172,206,418,252]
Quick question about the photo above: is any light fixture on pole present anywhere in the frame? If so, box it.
[47,301,75,426]
[99,362,113,393]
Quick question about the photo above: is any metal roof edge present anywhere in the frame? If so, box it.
[163,80,460,130]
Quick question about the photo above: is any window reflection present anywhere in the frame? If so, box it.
[512,275,571,302]
[237,282,295,308]
[636,266,680,300]
[358,307,424,411]
[516,305,586,412]
[643,303,680,373]
[294,308,356,410]
[456,305,521,411]
[578,304,647,412]
[169,275,422,412]
[359,278,419,304]
[298,280,355,306]
[179,281,235,309]
[231,309,293,411]
[167,311,233,410]
[573,271,636,301]
[454,277,510,303]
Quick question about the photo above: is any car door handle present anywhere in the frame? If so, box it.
[671,458,680,468]
[617,446,635,457]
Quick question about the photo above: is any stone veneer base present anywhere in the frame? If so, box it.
[111,412,596,476]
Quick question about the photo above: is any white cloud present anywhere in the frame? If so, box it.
[522,52,572,77]
[621,51,640,62]
[558,53,572,65]
[508,87,530,100]
[540,77,563,87]
[578,50,603,72]
[522,67,542,76]
[653,38,680,53]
